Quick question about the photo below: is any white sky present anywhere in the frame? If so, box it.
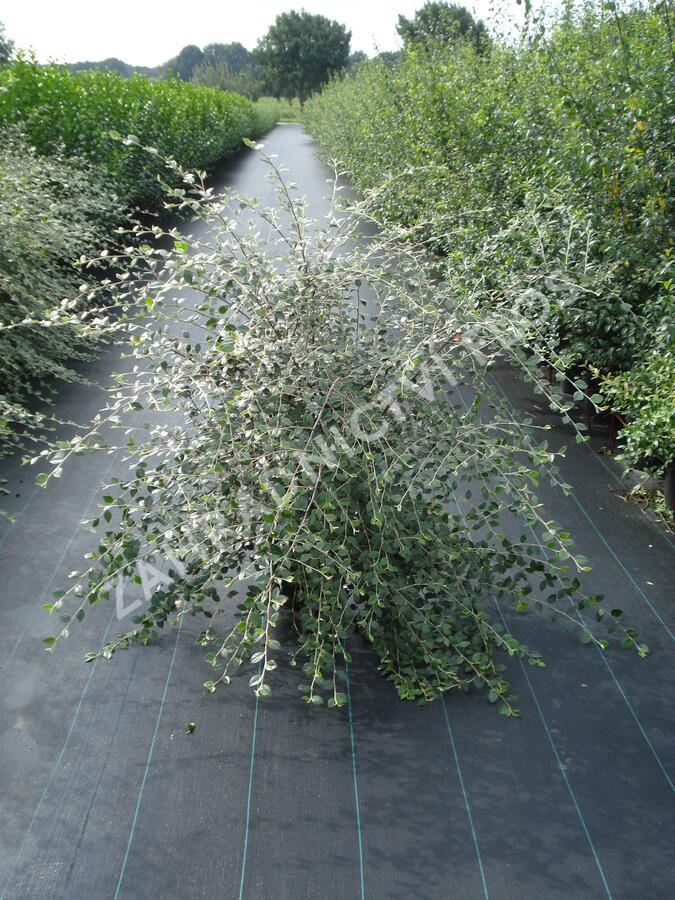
[0,1,524,66]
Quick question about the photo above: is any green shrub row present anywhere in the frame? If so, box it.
[0,58,275,208]
[0,62,281,465]
[305,2,674,477]
[0,134,124,459]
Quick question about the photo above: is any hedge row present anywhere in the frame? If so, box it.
[0,135,124,459]
[0,58,277,208]
[305,2,674,478]
[0,62,280,463]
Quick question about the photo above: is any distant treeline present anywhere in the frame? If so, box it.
[66,42,258,91]
[67,57,158,78]
[65,41,369,101]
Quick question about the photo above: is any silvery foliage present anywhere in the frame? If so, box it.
[38,145,644,714]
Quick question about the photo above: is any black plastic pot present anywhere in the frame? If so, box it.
[280,579,301,612]
[664,463,675,512]
[562,365,585,396]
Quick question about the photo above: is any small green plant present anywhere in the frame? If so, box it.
[37,148,645,714]
[601,347,675,476]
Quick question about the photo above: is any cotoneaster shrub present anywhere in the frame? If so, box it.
[37,148,646,714]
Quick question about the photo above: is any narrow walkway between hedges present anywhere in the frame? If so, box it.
[0,125,672,900]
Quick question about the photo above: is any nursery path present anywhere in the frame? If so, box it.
[0,124,673,900]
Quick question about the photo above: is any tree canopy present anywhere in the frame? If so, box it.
[194,42,262,99]
[164,44,204,81]
[67,57,157,78]
[397,2,489,51]
[347,51,368,71]
[255,11,350,106]
[202,42,255,75]
[0,21,14,65]
[192,61,262,99]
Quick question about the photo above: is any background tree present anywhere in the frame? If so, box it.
[376,50,402,65]
[69,58,158,78]
[255,11,350,106]
[164,44,204,81]
[194,42,263,99]
[397,2,489,51]
[0,21,14,65]
[192,61,262,99]
[202,42,254,74]
[347,50,368,71]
